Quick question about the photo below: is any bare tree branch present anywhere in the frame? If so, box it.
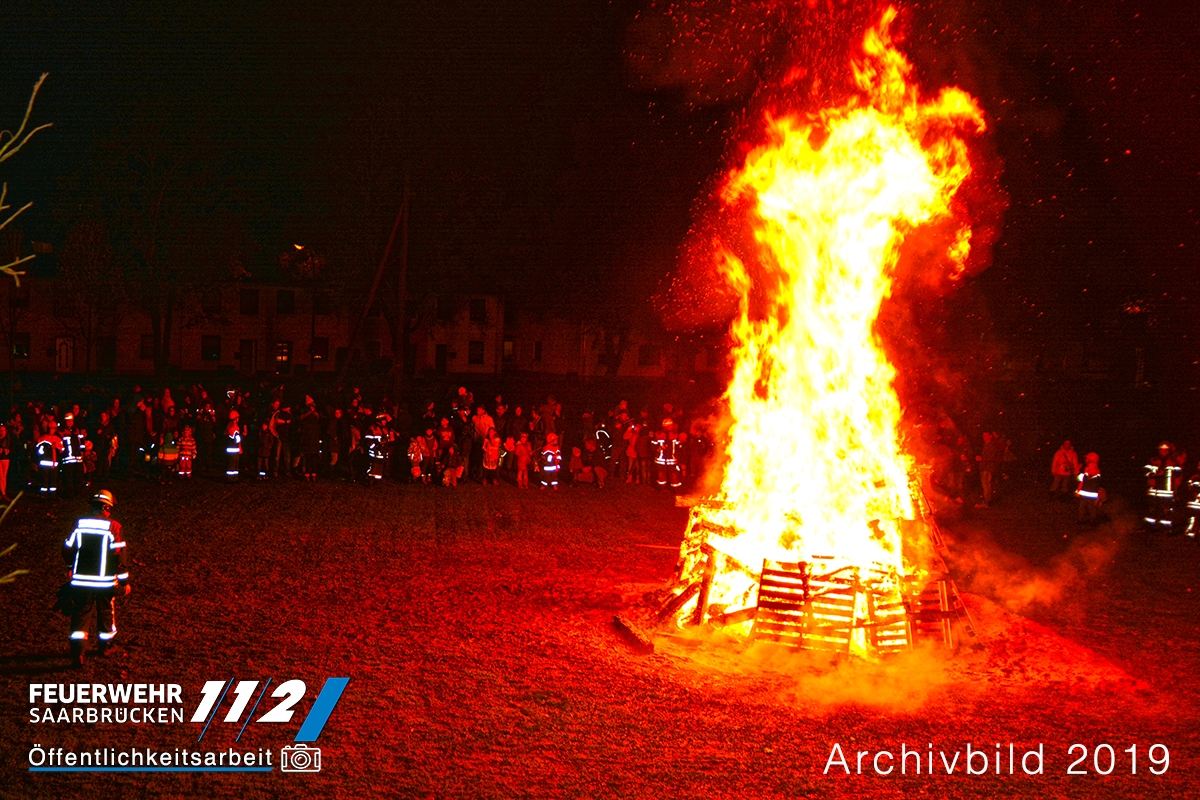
[0,73,52,163]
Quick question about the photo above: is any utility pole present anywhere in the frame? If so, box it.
[336,193,407,388]
[391,178,410,401]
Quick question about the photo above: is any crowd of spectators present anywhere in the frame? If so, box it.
[0,383,714,499]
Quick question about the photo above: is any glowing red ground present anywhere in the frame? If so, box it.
[0,478,1196,798]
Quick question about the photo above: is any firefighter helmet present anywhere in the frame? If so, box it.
[91,489,116,509]
[546,432,559,443]
[1086,452,1100,463]
[1159,442,1171,451]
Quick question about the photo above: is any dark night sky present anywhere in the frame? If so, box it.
[2,0,1199,340]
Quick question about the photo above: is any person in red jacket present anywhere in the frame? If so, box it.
[514,432,534,489]
[1050,440,1081,502]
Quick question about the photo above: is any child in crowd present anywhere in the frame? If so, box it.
[514,432,534,489]
[420,427,440,485]
[443,445,463,487]
[82,440,98,488]
[407,436,424,482]
[482,429,502,486]
[177,425,197,478]
[569,446,584,486]
[256,422,276,480]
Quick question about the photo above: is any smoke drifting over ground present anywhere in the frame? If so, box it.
[943,499,1131,616]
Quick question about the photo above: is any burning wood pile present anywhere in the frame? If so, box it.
[663,479,976,659]
[652,8,993,660]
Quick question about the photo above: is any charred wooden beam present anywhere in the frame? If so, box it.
[690,551,717,626]
[611,615,655,655]
[706,606,758,628]
[655,581,701,623]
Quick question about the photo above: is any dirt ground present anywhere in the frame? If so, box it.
[0,475,1197,798]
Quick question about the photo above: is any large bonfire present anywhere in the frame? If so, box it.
[673,7,990,656]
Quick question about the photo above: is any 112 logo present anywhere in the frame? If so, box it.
[191,677,349,743]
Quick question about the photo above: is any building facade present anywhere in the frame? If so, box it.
[0,278,716,379]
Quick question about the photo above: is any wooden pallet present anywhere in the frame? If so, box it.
[669,478,981,653]
[749,561,859,653]
[865,586,911,655]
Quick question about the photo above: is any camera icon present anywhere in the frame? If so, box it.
[280,744,321,773]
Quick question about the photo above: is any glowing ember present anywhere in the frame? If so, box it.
[677,8,988,653]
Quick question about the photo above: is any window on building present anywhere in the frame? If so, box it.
[275,341,292,374]
[436,295,453,322]
[10,282,29,308]
[503,339,515,362]
[201,335,221,362]
[11,332,29,359]
[140,335,154,360]
[313,291,332,317]
[276,289,296,314]
[468,340,485,365]
[311,337,329,361]
[240,288,260,315]
[504,303,518,326]
[533,340,543,363]
[469,298,486,325]
[638,344,661,367]
[201,289,222,313]
[96,337,116,371]
[53,293,74,318]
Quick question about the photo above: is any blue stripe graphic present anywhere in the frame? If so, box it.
[236,677,272,743]
[294,677,349,742]
[31,767,272,773]
[197,678,233,743]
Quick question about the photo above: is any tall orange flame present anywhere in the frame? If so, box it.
[690,8,985,612]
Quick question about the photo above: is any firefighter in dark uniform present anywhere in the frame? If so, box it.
[35,426,62,497]
[652,423,684,491]
[363,422,387,484]
[1144,442,1184,531]
[1184,468,1200,541]
[1076,452,1104,526]
[61,490,129,667]
[224,411,244,482]
[540,432,562,489]
[58,413,85,499]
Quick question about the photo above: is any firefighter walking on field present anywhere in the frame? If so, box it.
[60,490,129,667]
[1144,442,1185,531]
